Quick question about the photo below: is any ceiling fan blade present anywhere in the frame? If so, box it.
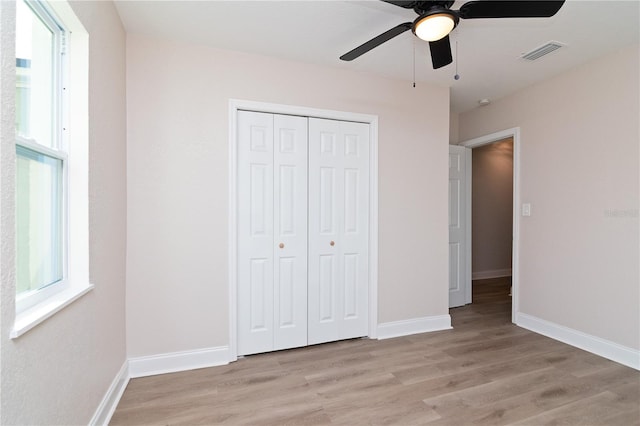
[459,1,565,19]
[381,1,419,9]
[429,35,453,69]
[340,22,412,61]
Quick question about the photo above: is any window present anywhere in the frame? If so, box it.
[15,0,68,312]
[12,0,91,336]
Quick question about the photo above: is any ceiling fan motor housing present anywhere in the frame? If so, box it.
[412,0,455,15]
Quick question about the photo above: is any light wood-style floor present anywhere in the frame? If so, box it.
[111,278,640,425]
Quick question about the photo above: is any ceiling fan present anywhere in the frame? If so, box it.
[340,1,566,69]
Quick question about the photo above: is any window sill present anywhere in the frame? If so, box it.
[10,283,94,339]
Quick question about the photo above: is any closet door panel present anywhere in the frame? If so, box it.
[339,122,370,339]
[273,114,308,351]
[308,120,342,344]
[238,111,275,355]
[308,118,369,345]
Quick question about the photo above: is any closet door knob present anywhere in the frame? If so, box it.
[330,241,335,246]
[279,243,284,249]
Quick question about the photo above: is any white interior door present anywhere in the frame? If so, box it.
[273,114,308,351]
[238,111,274,355]
[237,111,308,355]
[449,145,470,308]
[308,118,369,345]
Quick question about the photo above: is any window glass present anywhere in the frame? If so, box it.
[16,0,54,148]
[16,145,63,296]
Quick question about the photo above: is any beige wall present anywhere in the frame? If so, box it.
[0,1,127,424]
[472,138,513,276]
[449,110,459,144]
[459,45,639,350]
[125,34,450,357]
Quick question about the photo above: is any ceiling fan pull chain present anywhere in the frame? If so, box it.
[413,40,416,88]
[454,40,460,80]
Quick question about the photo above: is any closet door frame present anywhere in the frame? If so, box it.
[228,99,379,362]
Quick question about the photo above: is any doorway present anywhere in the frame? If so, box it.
[471,137,514,313]
[458,128,521,323]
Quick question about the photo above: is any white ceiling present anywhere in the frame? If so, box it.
[114,0,639,113]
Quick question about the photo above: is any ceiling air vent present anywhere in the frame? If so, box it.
[521,41,565,61]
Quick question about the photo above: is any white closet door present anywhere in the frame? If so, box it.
[273,114,308,351]
[308,118,369,345]
[238,111,274,355]
[237,111,308,355]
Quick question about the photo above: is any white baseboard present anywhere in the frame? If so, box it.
[89,360,130,426]
[472,268,512,280]
[377,315,452,340]
[516,313,639,371]
[128,346,230,378]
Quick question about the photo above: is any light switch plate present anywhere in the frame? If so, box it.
[522,203,531,217]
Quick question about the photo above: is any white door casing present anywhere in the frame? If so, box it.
[308,118,370,344]
[237,111,308,355]
[449,145,471,308]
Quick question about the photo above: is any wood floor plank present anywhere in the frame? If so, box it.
[513,390,639,425]
[424,364,616,425]
[110,278,640,425]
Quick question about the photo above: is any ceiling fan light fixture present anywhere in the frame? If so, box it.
[413,11,459,42]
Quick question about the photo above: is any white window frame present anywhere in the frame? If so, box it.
[11,0,92,338]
